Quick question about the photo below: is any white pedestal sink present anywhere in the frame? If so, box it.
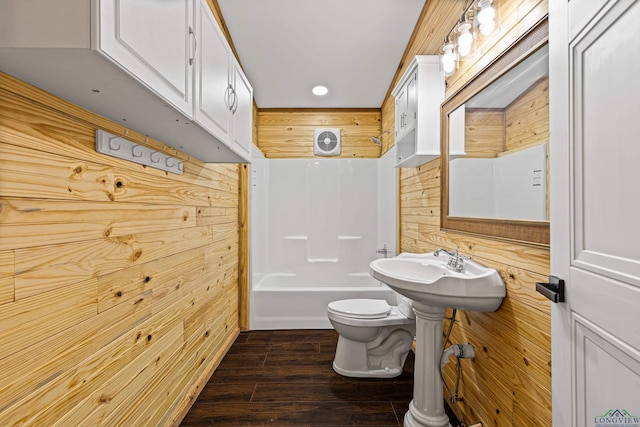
[370,252,505,427]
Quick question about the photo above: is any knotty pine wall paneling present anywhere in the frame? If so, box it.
[462,109,506,158]
[383,1,551,426]
[504,77,549,153]
[0,70,240,425]
[257,109,382,158]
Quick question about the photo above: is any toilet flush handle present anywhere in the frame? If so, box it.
[376,244,388,258]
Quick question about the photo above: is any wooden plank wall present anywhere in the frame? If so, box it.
[257,109,382,158]
[382,0,551,426]
[0,71,240,425]
[505,77,549,153]
[463,76,549,159]
[464,109,506,158]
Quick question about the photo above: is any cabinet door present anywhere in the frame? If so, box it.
[98,0,193,116]
[395,86,408,139]
[231,61,253,161]
[405,72,418,132]
[193,0,232,141]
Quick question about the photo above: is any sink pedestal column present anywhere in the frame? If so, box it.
[403,302,451,427]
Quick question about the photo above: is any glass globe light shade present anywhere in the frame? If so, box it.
[441,44,457,74]
[457,22,473,57]
[477,0,496,25]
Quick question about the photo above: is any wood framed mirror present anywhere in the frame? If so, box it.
[441,18,549,246]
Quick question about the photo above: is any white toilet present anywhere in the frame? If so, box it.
[327,293,416,378]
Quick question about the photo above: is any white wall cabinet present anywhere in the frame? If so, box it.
[391,55,444,168]
[194,0,253,161]
[0,0,252,163]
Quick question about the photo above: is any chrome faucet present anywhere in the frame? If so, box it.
[434,248,456,257]
[435,246,469,272]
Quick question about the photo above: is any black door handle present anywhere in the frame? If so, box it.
[536,276,565,303]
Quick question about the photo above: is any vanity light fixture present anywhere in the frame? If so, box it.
[439,0,499,76]
[312,85,328,96]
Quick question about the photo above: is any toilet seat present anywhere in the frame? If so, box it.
[327,299,391,319]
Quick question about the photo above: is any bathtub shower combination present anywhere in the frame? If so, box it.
[250,149,397,329]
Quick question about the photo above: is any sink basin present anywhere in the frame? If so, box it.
[370,252,505,312]
[370,252,506,426]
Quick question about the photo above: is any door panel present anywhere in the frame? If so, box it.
[194,0,231,140]
[572,0,640,282]
[99,0,193,116]
[551,0,640,425]
[575,315,640,427]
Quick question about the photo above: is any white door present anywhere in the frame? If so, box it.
[550,1,640,426]
[194,0,232,141]
[98,0,194,116]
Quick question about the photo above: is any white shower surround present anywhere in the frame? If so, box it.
[250,149,397,329]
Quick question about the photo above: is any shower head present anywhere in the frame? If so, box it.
[370,130,391,146]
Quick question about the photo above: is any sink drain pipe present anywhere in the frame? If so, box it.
[440,309,476,427]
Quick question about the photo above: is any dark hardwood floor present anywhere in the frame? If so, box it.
[180,329,457,426]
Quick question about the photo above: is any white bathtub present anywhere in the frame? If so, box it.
[250,273,397,330]
[249,153,398,330]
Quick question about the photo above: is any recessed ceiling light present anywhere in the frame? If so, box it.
[312,85,328,96]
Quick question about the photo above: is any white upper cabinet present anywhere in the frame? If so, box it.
[392,55,444,168]
[0,0,252,163]
[193,0,253,160]
[98,0,194,117]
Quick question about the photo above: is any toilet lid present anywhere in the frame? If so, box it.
[327,299,391,319]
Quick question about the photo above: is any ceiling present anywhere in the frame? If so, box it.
[466,44,549,109]
[217,0,426,109]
